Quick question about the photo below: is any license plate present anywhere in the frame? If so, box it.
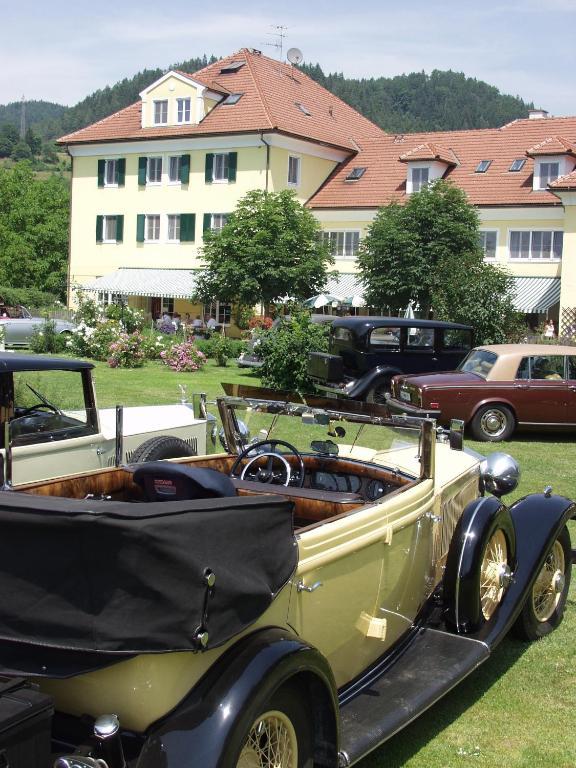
[400,390,411,403]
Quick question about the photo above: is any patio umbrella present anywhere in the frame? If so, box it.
[404,301,415,319]
[344,294,366,308]
[302,293,344,309]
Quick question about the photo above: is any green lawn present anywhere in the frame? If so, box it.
[25,358,576,765]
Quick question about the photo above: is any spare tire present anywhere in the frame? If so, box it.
[130,435,197,463]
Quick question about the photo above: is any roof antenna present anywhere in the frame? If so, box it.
[261,24,289,60]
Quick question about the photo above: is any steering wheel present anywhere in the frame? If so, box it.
[23,383,62,415]
[229,439,305,488]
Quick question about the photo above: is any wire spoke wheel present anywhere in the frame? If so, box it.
[532,539,566,622]
[238,710,298,768]
[480,529,509,620]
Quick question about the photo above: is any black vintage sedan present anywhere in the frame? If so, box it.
[308,316,473,402]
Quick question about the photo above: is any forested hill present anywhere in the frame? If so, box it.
[0,55,532,142]
[299,64,533,132]
[0,100,66,139]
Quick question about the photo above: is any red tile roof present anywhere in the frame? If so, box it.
[308,116,576,209]
[58,48,382,151]
[525,135,576,157]
[549,170,576,190]
[398,141,456,165]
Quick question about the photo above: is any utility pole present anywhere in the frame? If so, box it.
[19,95,26,139]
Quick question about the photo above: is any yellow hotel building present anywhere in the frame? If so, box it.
[59,49,576,334]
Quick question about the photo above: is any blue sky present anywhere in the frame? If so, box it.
[2,0,575,116]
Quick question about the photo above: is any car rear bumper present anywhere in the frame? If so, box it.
[386,397,441,420]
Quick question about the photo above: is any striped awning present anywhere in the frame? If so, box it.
[84,269,197,299]
[325,273,364,299]
[512,277,560,312]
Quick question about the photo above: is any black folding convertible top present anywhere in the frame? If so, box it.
[0,491,297,677]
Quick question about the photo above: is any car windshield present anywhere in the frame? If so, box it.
[219,395,423,472]
[458,349,498,379]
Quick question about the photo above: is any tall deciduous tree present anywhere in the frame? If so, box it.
[0,162,70,299]
[357,180,522,343]
[196,190,333,307]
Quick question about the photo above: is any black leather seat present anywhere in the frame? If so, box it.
[132,462,237,502]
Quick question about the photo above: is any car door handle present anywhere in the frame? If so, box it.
[515,384,529,389]
[569,385,576,392]
[296,580,323,593]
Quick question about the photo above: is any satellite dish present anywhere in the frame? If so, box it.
[287,47,304,65]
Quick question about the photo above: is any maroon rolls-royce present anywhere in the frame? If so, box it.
[387,344,576,441]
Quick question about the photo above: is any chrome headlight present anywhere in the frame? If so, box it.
[480,452,520,497]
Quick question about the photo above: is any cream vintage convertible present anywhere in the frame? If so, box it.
[0,384,572,768]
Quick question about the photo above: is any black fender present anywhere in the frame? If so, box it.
[475,492,575,648]
[347,365,402,399]
[444,495,517,634]
[136,626,339,768]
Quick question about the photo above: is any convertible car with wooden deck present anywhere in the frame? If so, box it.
[0,385,572,768]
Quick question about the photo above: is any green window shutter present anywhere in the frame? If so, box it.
[96,215,103,242]
[205,153,214,183]
[97,160,105,187]
[180,154,190,184]
[203,213,212,232]
[227,152,237,182]
[136,214,145,243]
[138,157,148,186]
[117,158,126,186]
[115,215,124,243]
[180,214,196,242]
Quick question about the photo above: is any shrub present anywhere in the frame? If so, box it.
[194,337,246,360]
[210,332,235,366]
[104,303,145,333]
[29,319,67,354]
[160,341,207,372]
[248,316,274,331]
[68,319,122,360]
[141,330,173,360]
[258,310,330,392]
[107,331,146,368]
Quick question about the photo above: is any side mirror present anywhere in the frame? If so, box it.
[449,419,464,451]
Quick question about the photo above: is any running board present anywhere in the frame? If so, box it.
[338,627,490,767]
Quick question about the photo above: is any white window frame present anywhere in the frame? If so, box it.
[161,298,174,315]
[322,230,361,260]
[207,301,232,326]
[409,166,430,193]
[535,160,560,190]
[508,229,563,261]
[479,230,498,260]
[211,213,228,232]
[176,97,191,124]
[104,159,118,187]
[167,214,181,242]
[153,100,168,125]
[145,214,161,242]
[168,155,182,184]
[213,153,229,183]
[287,155,301,187]
[102,215,119,243]
[147,157,163,185]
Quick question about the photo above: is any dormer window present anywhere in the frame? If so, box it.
[475,160,492,173]
[345,167,366,181]
[154,100,168,125]
[509,158,526,172]
[220,60,245,73]
[222,93,243,105]
[536,161,560,189]
[176,98,191,124]
[410,167,429,193]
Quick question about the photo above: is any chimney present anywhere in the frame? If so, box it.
[528,109,549,120]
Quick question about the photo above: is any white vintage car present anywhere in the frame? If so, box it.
[0,384,572,768]
[0,352,208,485]
[0,305,76,347]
